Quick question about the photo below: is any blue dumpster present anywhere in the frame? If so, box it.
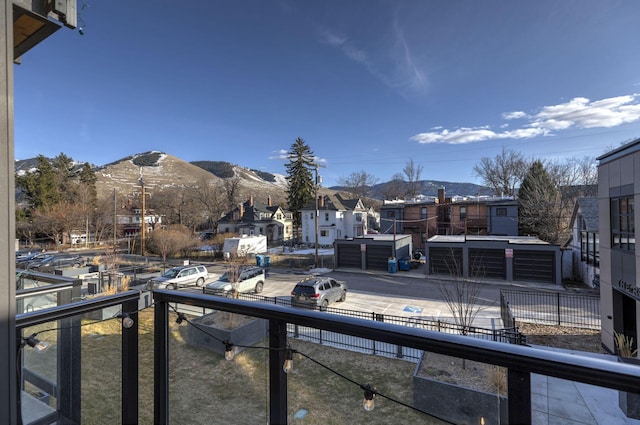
[398,257,411,271]
[256,254,265,267]
[264,256,271,267]
[387,258,397,274]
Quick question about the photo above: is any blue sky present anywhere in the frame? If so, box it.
[14,0,640,187]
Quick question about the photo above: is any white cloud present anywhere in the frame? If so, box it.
[502,111,526,120]
[411,93,640,145]
[410,127,497,144]
[269,149,289,160]
[315,23,427,96]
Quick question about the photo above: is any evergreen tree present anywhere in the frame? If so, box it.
[285,138,315,233]
[51,153,76,202]
[518,160,559,242]
[16,155,60,209]
[78,162,98,208]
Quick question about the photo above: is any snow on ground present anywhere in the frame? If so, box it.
[268,247,334,256]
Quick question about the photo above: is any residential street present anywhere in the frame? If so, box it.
[194,264,540,329]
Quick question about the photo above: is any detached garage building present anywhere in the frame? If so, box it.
[426,235,561,285]
[335,234,412,271]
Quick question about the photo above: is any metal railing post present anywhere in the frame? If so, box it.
[154,301,170,425]
[269,320,288,425]
[508,368,531,424]
[122,298,139,425]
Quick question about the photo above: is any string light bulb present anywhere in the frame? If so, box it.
[283,349,294,374]
[175,312,186,325]
[24,334,49,352]
[224,342,236,361]
[362,384,376,411]
[116,313,134,329]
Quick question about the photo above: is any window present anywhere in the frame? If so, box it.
[310,212,314,219]
[496,207,507,216]
[355,213,362,222]
[421,208,427,219]
[459,206,467,220]
[387,211,395,218]
[325,212,329,221]
[320,230,328,237]
[581,231,600,266]
[611,196,635,251]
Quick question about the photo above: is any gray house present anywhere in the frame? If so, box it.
[567,197,599,287]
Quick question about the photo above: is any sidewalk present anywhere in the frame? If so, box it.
[333,266,638,424]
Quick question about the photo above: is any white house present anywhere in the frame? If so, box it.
[301,194,367,245]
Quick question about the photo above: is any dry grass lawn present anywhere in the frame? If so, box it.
[22,309,606,424]
[24,308,448,425]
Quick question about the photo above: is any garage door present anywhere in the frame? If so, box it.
[366,245,393,271]
[469,248,506,279]
[513,250,554,283]
[429,247,463,276]
[337,244,361,269]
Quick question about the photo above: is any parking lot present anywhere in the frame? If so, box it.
[171,264,505,329]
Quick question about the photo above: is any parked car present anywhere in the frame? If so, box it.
[146,264,209,290]
[290,277,347,310]
[28,254,84,272]
[204,266,265,296]
[17,251,54,268]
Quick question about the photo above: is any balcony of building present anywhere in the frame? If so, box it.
[12,272,640,425]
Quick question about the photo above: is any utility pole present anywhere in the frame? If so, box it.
[314,164,320,268]
[113,188,117,248]
[312,163,322,268]
[139,173,146,256]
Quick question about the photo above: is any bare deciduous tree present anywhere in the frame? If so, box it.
[223,175,242,212]
[437,250,490,368]
[381,173,406,200]
[193,178,227,231]
[473,147,529,197]
[337,170,378,206]
[403,159,424,198]
[147,225,197,266]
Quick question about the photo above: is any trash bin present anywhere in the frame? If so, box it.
[264,256,271,267]
[398,257,411,271]
[256,255,264,267]
[387,258,397,274]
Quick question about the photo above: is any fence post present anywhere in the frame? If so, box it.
[557,292,561,326]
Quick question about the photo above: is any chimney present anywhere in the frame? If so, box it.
[239,203,244,219]
[267,196,272,207]
[438,187,445,204]
[318,195,324,208]
[249,195,254,207]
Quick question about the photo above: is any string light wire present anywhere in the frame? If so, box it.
[168,306,455,423]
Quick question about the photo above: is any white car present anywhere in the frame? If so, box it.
[146,265,209,290]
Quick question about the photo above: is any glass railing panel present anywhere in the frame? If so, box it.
[20,322,59,425]
[168,308,270,424]
[283,336,450,424]
[19,305,129,425]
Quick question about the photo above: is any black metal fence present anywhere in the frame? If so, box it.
[500,289,600,330]
[194,290,526,362]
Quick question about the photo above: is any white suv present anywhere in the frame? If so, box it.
[146,265,209,290]
[204,266,265,296]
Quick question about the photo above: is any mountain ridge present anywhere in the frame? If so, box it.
[15,152,492,204]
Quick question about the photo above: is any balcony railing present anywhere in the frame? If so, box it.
[15,288,640,424]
